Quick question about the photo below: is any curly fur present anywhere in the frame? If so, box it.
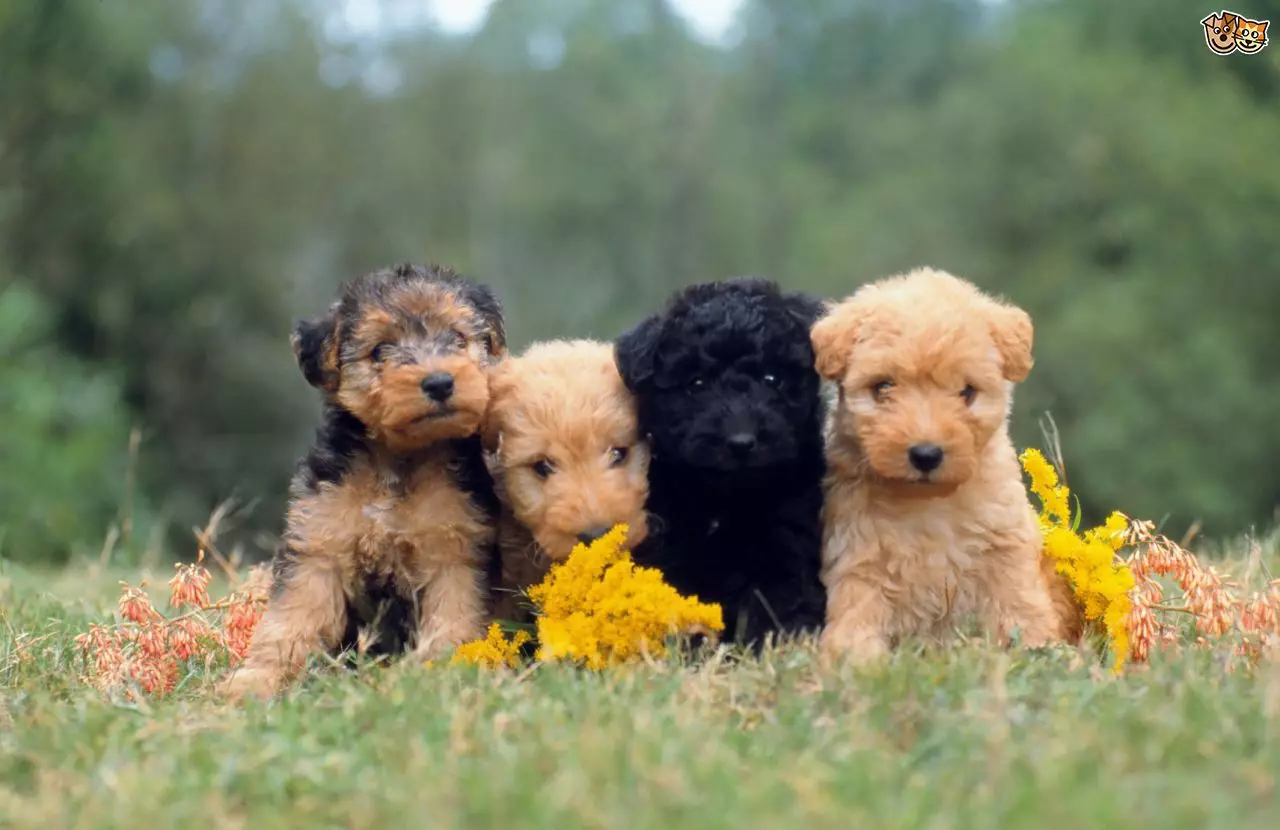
[615,278,828,647]
[482,339,650,624]
[811,267,1080,662]
[222,263,506,699]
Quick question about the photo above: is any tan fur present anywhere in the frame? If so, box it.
[222,273,500,699]
[482,340,650,621]
[224,553,348,698]
[340,354,489,452]
[812,267,1079,661]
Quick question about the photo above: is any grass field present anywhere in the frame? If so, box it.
[2,541,1280,830]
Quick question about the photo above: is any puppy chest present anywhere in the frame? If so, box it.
[872,524,993,626]
[361,479,491,576]
[296,469,492,587]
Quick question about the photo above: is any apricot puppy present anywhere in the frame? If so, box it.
[812,267,1078,661]
[221,263,506,699]
[482,340,650,623]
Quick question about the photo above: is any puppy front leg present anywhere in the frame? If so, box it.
[221,553,347,699]
[820,575,893,664]
[413,558,487,661]
[983,550,1063,648]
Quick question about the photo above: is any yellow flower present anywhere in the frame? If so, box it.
[1084,511,1128,551]
[1103,593,1133,672]
[529,524,724,668]
[1020,448,1070,526]
[1021,448,1137,673]
[452,622,531,669]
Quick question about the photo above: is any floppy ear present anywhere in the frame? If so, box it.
[614,313,663,394]
[809,300,862,381]
[290,305,340,392]
[986,302,1034,383]
[462,281,507,359]
[480,361,514,452]
[781,290,828,329]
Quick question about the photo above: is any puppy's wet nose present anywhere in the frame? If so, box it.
[420,372,455,402]
[726,432,757,456]
[577,527,610,545]
[908,443,944,473]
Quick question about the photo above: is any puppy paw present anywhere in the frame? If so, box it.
[412,622,484,664]
[219,666,282,701]
[819,626,890,667]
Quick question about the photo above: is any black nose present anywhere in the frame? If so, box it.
[726,432,757,455]
[420,372,455,402]
[908,443,944,473]
[577,527,610,545]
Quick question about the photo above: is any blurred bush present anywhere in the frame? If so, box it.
[0,0,1276,562]
[0,283,150,564]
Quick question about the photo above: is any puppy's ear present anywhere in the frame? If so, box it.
[615,314,662,393]
[480,361,514,453]
[463,282,507,359]
[809,300,862,381]
[291,305,341,392]
[987,302,1034,383]
[782,291,828,329]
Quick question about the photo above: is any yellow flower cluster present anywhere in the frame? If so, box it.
[451,622,531,669]
[529,524,724,668]
[451,524,724,670]
[1021,448,1136,672]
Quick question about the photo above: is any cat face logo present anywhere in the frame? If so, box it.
[1234,16,1269,52]
[1202,10,1268,54]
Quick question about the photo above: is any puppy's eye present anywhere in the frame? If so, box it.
[453,330,469,350]
[531,460,555,480]
[371,343,392,363]
[871,380,893,401]
[690,377,705,390]
[763,373,780,387]
[608,446,629,467]
[961,384,977,405]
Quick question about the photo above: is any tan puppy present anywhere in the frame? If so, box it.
[811,267,1079,661]
[482,339,650,622]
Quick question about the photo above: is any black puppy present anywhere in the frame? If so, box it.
[614,278,828,647]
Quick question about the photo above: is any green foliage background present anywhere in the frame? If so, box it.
[1,0,1277,563]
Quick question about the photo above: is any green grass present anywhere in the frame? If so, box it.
[2,547,1279,830]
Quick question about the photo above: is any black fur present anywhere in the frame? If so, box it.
[290,263,507,395]
[616,278,828,647]
[339,573,416,658]
[292,307,340,391]
[447,434,504,599]
[447,434,501,520]
[276,263,504,661]
[294,405,368,493]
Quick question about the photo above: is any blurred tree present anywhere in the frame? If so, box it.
[0,0,1276,562]
[0,282,151,564]
[1,0,340,552]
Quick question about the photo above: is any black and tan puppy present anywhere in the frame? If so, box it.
[615,279,828,647]
[222,263,506,699]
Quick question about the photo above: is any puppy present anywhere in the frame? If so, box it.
[482,339,651,623]
[615,278,828,647]
[811,267,1078,662]
[222,263,506,698]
